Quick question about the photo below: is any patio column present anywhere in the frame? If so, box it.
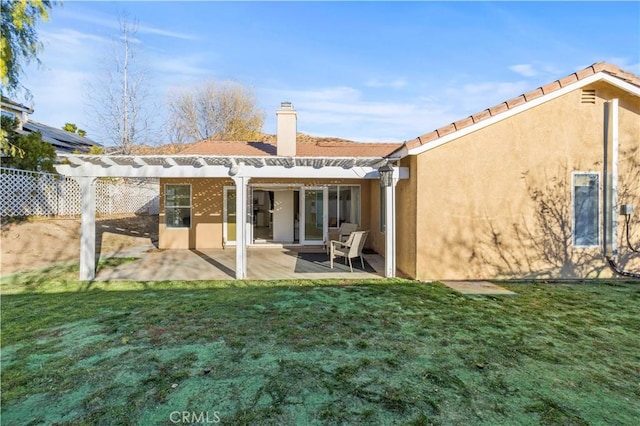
[75,177,97,281]
[232,175,251,279]
[384,174,398,278]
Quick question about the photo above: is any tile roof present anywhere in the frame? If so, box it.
[402,62,640,152]
[179,136,402,158]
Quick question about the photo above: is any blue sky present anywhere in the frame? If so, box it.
[19,1,640,145]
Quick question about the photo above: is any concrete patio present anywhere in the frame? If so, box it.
[96,245,386,281]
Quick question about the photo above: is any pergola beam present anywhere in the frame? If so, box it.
[55,163,408,180]
[56,155,409,180]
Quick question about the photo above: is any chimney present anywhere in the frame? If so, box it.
[276,102,297,156]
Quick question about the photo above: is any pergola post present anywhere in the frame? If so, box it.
[76,177,97,281]
[232,175,251,279]
[383,173,398,278]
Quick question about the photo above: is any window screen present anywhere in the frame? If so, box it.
[327,185,361,228]
[165,184,191,228]
[573,173,599,247]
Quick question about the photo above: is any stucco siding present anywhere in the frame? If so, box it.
[412,82,640,280]
[159,178,228,249]
[395,156,418,278]
[368,180,384,254]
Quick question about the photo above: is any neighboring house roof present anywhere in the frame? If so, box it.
[398,62,640,157]
[20,120,101,154]
[0,97,33,114]
[180,136,402,158]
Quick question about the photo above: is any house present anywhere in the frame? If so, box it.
[1,97,101,154]
[392,62,640,280]
[55,62,639,281]
[55,101,409,280]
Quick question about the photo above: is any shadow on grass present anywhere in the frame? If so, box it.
[0,257,140,294]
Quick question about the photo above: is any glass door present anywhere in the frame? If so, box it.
[301,187,327,245]
[223,187,236,246]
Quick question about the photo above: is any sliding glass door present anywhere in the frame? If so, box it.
[301,187,327,245]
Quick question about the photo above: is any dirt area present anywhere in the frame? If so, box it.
[1,215,158,275]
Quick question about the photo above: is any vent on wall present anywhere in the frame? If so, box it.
[581,89,596,104]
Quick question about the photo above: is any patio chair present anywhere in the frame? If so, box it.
[326,222,358,253]
[330,230,369,272]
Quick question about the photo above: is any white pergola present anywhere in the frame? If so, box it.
[55,154,408,281]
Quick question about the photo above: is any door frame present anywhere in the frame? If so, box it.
[223,186,237,247]
[224,184,329,247]
[300,186,328,246]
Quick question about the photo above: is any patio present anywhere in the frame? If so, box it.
[95,246,386,281]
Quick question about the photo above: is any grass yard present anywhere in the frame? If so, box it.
[1,264,639,425]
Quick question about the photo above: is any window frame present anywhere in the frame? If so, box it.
[572,172,601,248]
[164,183,192,229]
[223,186,236,245]
[327,185,361,228]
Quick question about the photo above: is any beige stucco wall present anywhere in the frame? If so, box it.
[159,177,372,250]
[159,178,229,249]
[396,155,418,278]
[411,81,640,280]
[368,180,384,256]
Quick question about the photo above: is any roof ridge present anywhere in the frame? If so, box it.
[403,62,640,152]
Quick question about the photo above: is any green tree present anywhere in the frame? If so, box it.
[63,122,87,136]
[1,0,54,95]
[1,115,55,172]
[87,145,103,155]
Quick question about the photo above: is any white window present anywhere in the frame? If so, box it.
[327,185,361,227]
[573,173,599,247]
[165,184,191,228]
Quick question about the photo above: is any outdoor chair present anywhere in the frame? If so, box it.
[326,222,358,253]
[330,230,369,272]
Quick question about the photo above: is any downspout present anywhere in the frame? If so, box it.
[603,99,640,279]
[603,99,618,259]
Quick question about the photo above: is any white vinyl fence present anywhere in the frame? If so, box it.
[1,167,159,217]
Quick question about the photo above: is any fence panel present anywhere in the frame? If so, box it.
[1,167,159,217]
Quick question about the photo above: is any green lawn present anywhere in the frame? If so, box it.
[2,264,639,425]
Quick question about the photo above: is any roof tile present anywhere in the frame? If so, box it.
[436,124,456,137]
[523,88,544,102]
[541,80,562,94]
[453,117,474,130]
[575,67,594,80]
[558,74,579,87]
[592,62,608,73]
[506,95,527,109]
[471,110,491,123]
[405,139,421,150]
[489,102,509,116]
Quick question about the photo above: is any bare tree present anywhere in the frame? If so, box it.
[167,80,264,144]
[85,13,151,154]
